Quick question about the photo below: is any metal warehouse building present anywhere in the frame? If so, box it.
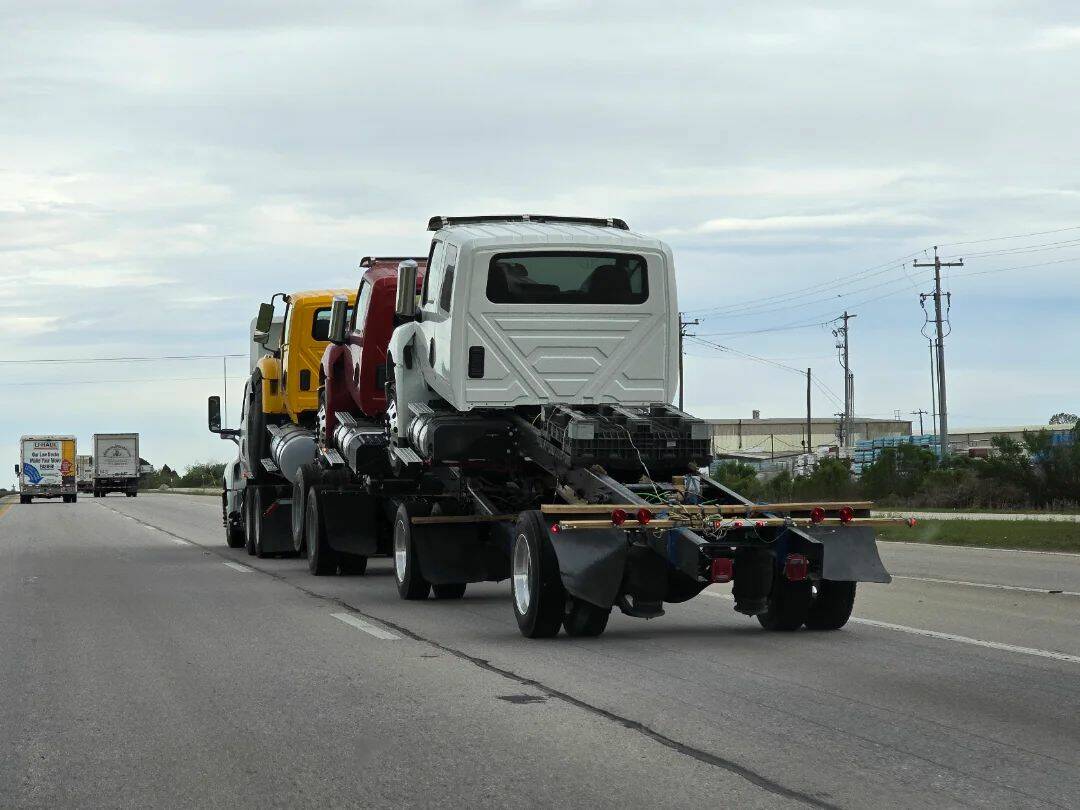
[706,416,912,457]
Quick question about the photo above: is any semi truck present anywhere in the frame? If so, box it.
[209,289,358,555]
[16,435,78,503]
[92,433,140,497]
[211,216,907,638]
[76,454,94,493]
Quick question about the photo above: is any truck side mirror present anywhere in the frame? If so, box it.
[208,395,222,433]
[328,294,349,344]
[14,464,19,475]
[253,302,274,345]
[395,260,419,319]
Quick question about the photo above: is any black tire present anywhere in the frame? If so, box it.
[757,577,812,631]
[338,554,369,576]
[306,487,339,575]
[71,494,78,503]
[393,502,431,600]
[291,465,316,554]
[805,580,857,630]
[244,492,257,556]
[563,597,610,637]
[19,495,29,505]
[511,510,565,638]
[225,511,245,549]
[433,583,467,599]
[253,488,271,558]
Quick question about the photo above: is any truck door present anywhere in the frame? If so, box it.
[419,241,456,391]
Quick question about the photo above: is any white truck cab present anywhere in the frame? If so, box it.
[387,216,678,442]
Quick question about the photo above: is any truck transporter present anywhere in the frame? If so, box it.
[210,215,905,638]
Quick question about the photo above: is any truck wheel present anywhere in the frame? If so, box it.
[339,554,369,576]
[291,465,316,554]
[433,583,466,599]
[244,493,257,556]
[563,598,610,637]
[512,511,565,638]
[757,577,812,632]
[306,487,339,575]
[225,512,245,549]
[19,495,28,505]
[805,581,857,630]
[252,488,272,558]
[393,502,432,600]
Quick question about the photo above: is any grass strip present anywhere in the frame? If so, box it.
[876,519,1080,553]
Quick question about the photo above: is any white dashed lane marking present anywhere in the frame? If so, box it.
[222,562,253,573]
[332,612,400,640]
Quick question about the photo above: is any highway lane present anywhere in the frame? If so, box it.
[4,494,1080,809]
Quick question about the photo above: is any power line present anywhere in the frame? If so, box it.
[0,354,246,365]
[0,375,248,387]
[937,223,1080,248]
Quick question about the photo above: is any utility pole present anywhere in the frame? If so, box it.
[915,247,962,457]
[928,339,937,436]
[911,408,927,436]
[806,368,812,452]
[678,314,700,411]
[832,312,856,448]
[222,355,228,429]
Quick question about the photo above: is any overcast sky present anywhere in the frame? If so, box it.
[3,1,1080,476]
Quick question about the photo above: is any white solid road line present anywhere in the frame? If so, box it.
[331,612,400,641]
[700,590,1080,664]
[893,574,1080,597]
[849,618,1080,665]
[880,540,1080,558]
[222,562,253,573]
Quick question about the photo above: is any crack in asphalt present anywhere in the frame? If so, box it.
[99,500,843,809]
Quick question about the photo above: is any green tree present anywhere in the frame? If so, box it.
[860,444,938,501]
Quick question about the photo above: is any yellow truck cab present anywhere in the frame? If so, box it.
[254,289,356,426]
[242,289,356,490]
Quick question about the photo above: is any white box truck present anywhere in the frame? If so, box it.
[93,433,140,498]
[16,435,78,503]
[76,454,94,493]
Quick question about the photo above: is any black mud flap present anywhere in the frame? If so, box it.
[548,527,628,610]
[412,525,510,585]
[321,490,379,557]
[804,526,891,583]
[255,486,294,554]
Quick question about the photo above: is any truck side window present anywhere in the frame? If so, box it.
[422,241,446,308]
[439,245,458,312]
[350,281,369,332]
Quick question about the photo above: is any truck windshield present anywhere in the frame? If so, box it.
[486,251,648,305]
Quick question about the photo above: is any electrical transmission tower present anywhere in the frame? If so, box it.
[831,311,856,448]
[915,247,962,457]
[678,314,700,411]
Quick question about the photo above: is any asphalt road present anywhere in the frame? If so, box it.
[2,494,1078,809]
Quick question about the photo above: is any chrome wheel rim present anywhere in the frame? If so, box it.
[512,533,532,615]
[394,520,407,583]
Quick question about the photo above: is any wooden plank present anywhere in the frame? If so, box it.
[555,516,911,531]
[541,501,874,516]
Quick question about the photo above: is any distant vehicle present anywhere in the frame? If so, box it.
[76,454,95,492]
[16,435,77,503]
[92,433,140,497]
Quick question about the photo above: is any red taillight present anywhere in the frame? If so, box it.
[732,520,744,528]
[755,520,765,528]
[907,517,917,528]
[839,506,854,524]
[636,508,653,525]
[710,557,734,583]
[263,501,279,517]
[784,553,809,581]
[809,507,826,524]
[550,523,560,533]
[611,508,627,526]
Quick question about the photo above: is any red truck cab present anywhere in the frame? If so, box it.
[320,256,427,444]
